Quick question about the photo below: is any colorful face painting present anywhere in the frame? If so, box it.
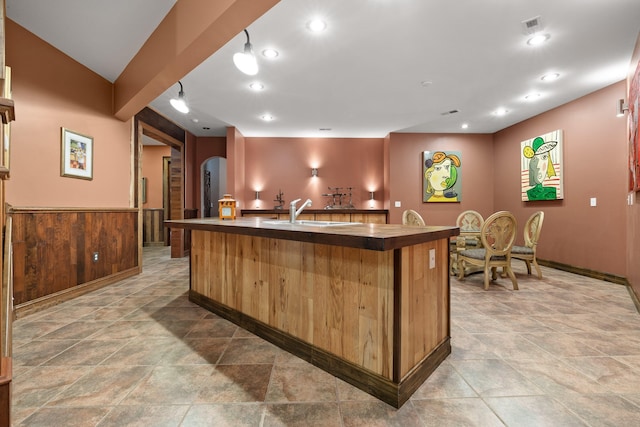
[423,151,462,202]
[521,130,564,201]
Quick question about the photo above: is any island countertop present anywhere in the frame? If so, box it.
[165,217,459,251]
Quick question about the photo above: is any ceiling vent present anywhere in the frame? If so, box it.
[521,15,544,35]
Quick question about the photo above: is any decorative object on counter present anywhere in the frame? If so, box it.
[423,151,461,202]
[274,189,285,209]
[61,127,93,180]
[322,186,355,209]
[218,194,236,220]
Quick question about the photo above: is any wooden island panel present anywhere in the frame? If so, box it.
[173,217,458,407]
[191,230,395,377]
[399,238,450,378]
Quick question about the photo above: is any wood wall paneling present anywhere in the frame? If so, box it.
[143,208,164,246]
[10,208,139,309]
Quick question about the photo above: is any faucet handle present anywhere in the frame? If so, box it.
[290,198,301,206]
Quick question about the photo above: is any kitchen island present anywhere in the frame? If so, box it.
[166,217,458,408]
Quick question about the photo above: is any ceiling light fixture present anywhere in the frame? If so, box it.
[494,108,508,116]
[527,33,550,46]
[233,29,259,75]
[541,72,560,82]
[307,19,327,32]
[169,81,189,114]
[461,123,469,129]
[249,82,264,91]
[262,48,279,58]
[524,93,541,101]
[261,114,274,121]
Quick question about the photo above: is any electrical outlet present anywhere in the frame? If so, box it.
[429,248,436,269]
[394,201,401,208]
[92,252,99,263]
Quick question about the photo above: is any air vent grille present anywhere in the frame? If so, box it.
[521,15,544,34]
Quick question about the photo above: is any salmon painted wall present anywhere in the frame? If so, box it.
[386,133,495,225]
[493,82,628,276]
[142,145,170,209]
[627,33,640,298]
[5,20,132,207]
[243,137,385,210]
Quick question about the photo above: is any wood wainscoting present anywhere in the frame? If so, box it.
[9,207,140,317]
[143,208,165,247]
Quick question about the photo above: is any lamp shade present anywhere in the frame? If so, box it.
[233,45,259,75]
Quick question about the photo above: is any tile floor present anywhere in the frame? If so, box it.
[9,246,640,426]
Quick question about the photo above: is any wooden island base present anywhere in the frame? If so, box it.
[167,218,457,408]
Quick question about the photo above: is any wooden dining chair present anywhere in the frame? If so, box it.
[450,210,484,275]
[455,210,484,248]
[457,210,518,290]
[402,209,426,226]
[511,211,545,279]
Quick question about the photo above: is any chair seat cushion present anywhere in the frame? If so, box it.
[459,248,507,261]
[511,245,534,255]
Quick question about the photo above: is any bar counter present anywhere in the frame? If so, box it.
[166,217,459,408]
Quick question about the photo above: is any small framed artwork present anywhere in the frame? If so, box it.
[61,127,93,180]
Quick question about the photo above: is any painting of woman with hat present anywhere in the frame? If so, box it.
[521,132,562,201]
[423,151,461,202]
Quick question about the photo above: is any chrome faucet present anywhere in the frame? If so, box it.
[290,198,312,223]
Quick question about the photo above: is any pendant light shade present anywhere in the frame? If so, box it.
[169,81,189,114]
[233,29,259,76]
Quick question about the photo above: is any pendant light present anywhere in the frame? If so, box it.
[233,29,259,76]
[169,81,189,114]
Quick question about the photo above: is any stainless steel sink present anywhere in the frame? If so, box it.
[263,220,358,227]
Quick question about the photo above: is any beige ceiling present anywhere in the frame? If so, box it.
[7,0,640,138]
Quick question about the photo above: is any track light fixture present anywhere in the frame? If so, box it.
[233,29,259,76]
[169,81,189,114]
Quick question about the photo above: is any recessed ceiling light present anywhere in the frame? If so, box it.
[307,19,327,32]
[461,123,469,129]
[527,33,550,46]
[202,127,210,130]
[262,48,279,58]
[261,114,274,121]
[191,118,199,123]
[541,72,560,82]
[524,93,541,101]
[249,82,264,90]
[493,108,508,116]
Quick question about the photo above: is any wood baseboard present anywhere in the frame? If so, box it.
[538,259,639,313]
[14,267,140,319]
[189,290,450,408]
[538,259,629,286]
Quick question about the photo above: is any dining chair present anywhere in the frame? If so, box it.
[455,210,484,248]
[457,210,518,290]
[450,210,484,275]
[402,209,426,226]
[511,211,545,279]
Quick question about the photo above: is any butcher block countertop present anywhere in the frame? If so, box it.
[165,217,459,251]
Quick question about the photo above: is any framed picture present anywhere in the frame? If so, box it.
[61,127,93,180]
[423,150,462,202]
[520,129,563,201]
